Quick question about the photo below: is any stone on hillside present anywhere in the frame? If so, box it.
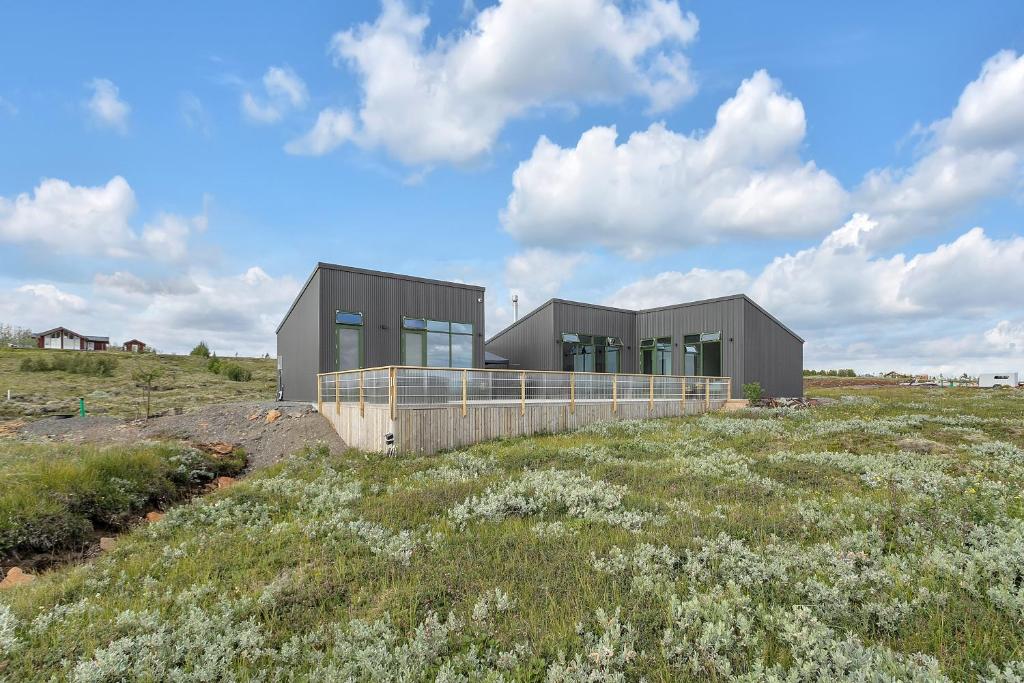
[216,476,237,489]
[0,567,35,589]
[265,409,282,423]
[145,511,165,522]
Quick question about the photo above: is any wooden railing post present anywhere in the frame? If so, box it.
[520,371,526,417]
[705,378,711,410]
[648,375,654,413]
[727,377,732,402]
[389,367,397,420]
[612,374,617,414]
[359,370,364,417]
[462,369,468,417]
[317,374,323,414]
[570,373,575,415]
[679,377,685,411]
[335,372,340,412]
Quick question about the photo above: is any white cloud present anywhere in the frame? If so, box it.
[291,0,699,164]
[85,78,130,133]
[0,176,203,261]
[604,215,1024,373]
[502,70,848,257]
[284,108,356,155]
[607,268,751,310]
[0,95,16,116]
[180,92,211,136]
[983,320,1024,353]
[857,51,1024,243]
[14,284,88,314]
[242,66,308,124]
[485,248,588,332]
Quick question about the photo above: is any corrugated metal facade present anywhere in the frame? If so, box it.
[485,300,556,370]
[276,269,321,402]
[276,263,486,402]
[742,299,804,397]
[485,295,804,398]
[637,296,747,391]
[553,301,639,374]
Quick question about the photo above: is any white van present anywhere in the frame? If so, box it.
[979,372,1019,388]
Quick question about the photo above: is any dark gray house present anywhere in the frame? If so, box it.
[276,263,486,401]
[485,295,803,398]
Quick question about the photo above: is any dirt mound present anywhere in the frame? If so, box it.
[14,401,345,471]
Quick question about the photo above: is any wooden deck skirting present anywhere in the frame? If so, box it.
[317,366,731,455]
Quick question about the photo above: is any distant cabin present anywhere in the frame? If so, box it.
[32,327,109,351]
[123,339,146,353]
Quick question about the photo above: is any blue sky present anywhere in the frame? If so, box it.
[2,1,1023,375]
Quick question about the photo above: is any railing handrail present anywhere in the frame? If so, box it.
[317,365,730,382]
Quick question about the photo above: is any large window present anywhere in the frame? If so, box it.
[335,311,363,371]
[402,318,474,367]
[561,333,623,372]
[640,337,672,375]
[683,331,722,376]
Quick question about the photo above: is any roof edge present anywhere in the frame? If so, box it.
[316,261,485,292]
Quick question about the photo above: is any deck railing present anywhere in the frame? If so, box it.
[316,366,731,419]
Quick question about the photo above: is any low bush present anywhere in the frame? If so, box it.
[206,356,252,382]
[190,341,211,357]
[18,353,118,377]
[743,381,762,402]
[0,443,245,561]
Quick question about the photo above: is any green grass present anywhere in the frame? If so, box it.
[0,442,245,564]
[0,348,276,420]
[1,385,1023,680]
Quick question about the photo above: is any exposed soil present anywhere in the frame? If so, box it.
[11,400,346,472]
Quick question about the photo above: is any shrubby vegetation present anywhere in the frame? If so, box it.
[19,353,118,377]
[207,356,253,382]
[0,322,34,348]
[803,368,858,376]
[189,341,210,358]
[1,386,1023,679]
[0,442,244,561]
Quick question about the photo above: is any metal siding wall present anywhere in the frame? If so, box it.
[636,299,745,397]
[484,302,556,369]
[276,270,321,402]
[742,300,804,397]
[552,301,639,373]
[318,267,486,374]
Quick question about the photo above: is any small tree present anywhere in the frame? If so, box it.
[743,382,762,402]
[132,366,164,419]
[0,322,34,347]
[190,341,211,357]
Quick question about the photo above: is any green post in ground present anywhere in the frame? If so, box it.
[79,398,85,417]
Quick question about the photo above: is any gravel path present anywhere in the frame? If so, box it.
[14,401,345,471]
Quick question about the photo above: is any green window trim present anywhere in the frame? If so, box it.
[402,317,474,367]
[683,330,723,376]
[560,331,624,373]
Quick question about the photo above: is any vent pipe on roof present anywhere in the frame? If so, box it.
[512,294,519,321]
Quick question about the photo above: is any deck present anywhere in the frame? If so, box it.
[317,366,731,455]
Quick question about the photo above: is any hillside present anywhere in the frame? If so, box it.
[1,386,1023,680]
[0,349,276,421]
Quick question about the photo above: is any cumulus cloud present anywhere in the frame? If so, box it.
[15,284,88,314]
[603,215,1024,372]
[290,0,699,164]
[857,50,1024,243]
[502,70,848,257]
[242,66,308,124]
[0,176,203,261]
[85,78,130,133]
[284,108,356,155]
[5,267,300,355]
[607,268,752,310]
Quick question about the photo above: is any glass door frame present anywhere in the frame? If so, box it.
[335,323,364,370]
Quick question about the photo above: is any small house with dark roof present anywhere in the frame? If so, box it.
[32,326,109,351]
[123,339,146,353]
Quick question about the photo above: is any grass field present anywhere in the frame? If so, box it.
[1,385,1023,680]
[0,349,276,420]
[0,442,246,568]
